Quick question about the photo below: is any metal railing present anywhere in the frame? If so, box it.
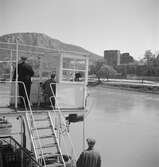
[0,136,42,167]
[0,80,47,167]
[48,112,66,167]
[49,83,77,161]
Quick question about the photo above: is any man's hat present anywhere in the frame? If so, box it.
[86,138,96,146]
[21,56,27,60]
[51,74,56,78]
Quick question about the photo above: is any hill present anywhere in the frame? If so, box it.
[0,32,102,63]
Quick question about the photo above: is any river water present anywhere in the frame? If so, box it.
[70,86,159,167]
[1,86,159,167]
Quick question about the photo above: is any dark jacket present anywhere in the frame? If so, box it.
[76,148,101,167]
[13,62,34,83]
[42,79,56,97]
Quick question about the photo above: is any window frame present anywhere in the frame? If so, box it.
[61,53,87,83]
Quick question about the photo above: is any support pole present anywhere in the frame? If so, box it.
[59,54,63,83]
[9,50,13,106]
[15,39,19,110]
[83,56,88,150]
[9,50,13,82]
[85,56,89,86]
[17,115,26,167]
[38,56,42,106]
[83,111,85,150]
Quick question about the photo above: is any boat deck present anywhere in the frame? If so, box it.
[0,106,86,116]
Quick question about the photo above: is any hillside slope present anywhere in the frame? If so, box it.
[0,32,102,62]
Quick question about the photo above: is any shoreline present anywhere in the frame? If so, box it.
[88,81,159,94]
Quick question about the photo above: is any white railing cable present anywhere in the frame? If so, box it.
[49,97,77,160]
[48,111,66,167]
[50,83,77,160]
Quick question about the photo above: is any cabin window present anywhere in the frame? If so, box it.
[62,57,86,82]
[62,70,74,81]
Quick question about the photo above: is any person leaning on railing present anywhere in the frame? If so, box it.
[42,73,56,108]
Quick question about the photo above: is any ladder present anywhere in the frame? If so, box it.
[26,111,66,167]
[25,82,76,167]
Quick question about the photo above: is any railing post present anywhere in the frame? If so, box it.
[17,115,26,167]
[59,54,63,82]
[83,55,88,150]
[15,39,19,110]
[83,111,85,151]
[10,50,13,82]
[38,56,42,107]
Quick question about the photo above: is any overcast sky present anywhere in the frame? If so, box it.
[0,0,158,59]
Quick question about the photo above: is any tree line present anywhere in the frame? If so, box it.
[89,50,159,81]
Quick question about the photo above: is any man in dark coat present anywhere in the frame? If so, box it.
[13,56,34,107]
[75,72,81,81]
[42,73,56,108]
[76,138,101,167]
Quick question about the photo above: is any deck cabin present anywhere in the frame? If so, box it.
[0,41,88,114]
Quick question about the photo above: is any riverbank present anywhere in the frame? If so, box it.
[88,80,159,94]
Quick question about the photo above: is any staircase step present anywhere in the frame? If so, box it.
[38,152,61,159]
[32,126,52,130]
[33,134,55,140]
[45,163,64,167]
[34,117,49,122]
[36,143,57,149]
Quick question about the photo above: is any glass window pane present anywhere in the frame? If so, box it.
[75,59,86,70]
[63,58,75,69]
[62,57,86,82]
[62,70,74,81]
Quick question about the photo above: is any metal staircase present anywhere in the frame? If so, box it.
[0,75,76,167]
[25,111,66,167]
[24,82,77,167]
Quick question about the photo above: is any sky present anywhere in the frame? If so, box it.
[0,0,158,60]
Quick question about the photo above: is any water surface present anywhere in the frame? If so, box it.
[70,86,159,167]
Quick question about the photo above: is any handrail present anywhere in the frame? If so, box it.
[48,112,66,167]
[0,135,43,167]
[0,81,28,110]
[0,94,27,110]
[25,111,47,167]
[18,82,47,166]
[50,96,77,160]
[0,80,47,166]
[49,83,77,161]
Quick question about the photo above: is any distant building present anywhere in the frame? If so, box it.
[120,53,134,64]
[104,50,134,66]
[104,50,120,66]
